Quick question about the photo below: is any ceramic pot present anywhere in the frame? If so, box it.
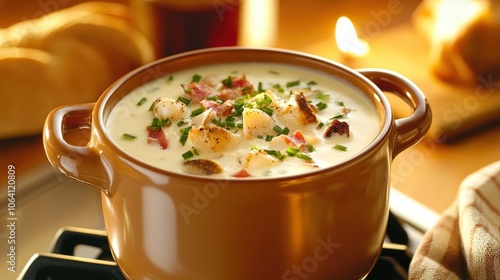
[43,47,431,280]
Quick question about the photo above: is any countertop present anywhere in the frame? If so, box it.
[2,0,500,215]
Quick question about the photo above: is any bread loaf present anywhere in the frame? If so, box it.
[413,0,500,85]
[0,2,154,139]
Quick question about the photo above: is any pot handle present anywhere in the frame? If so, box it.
[357,69,432,158]
[43,103,110,193]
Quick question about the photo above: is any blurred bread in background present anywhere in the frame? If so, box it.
[0,1,154,139]
[413,0,500,85]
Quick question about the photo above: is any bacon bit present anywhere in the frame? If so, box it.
[232,169,251,178]
[323,119,350,138]
[182,82,216,103]
[200,99,234,117]
[294,92,318,125]
[277,131,307,149]
[290,130,306,145]
[147,127,168,149]
[218,75,254,100]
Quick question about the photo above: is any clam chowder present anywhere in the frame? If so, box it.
[106,63,381,178]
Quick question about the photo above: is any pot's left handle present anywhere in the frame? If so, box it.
[43,103,110,193]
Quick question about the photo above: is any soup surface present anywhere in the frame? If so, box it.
[106,62,381,178]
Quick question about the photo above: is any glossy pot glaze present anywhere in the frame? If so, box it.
[43,47,431,280]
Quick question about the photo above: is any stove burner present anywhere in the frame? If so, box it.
[17,212,412,280]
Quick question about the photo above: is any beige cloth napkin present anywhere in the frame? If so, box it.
[409,161,500,279]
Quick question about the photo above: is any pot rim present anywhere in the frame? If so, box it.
[94,46,393,182]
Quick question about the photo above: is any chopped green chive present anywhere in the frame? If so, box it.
[273,125,283,134]
[273,84,285,93]
[265,135,274,142]
[205,95,220,102]
[306,144,315,152]
[136,97,147,106]
[265,149,285,161]
[149,118,171,131]
[296,153,313,161]
[307,81,318,86]
[315,102,327,110]
[336,101,345,106]
[333,144,347,151]
[285,147,312,161]
[177,120,186,127]
[177,96,190,105]
[281,127,290,135]
[182,149,198,160]
[222,76,233,87]
[258,82,264,93]
[190,107,205,117]
[167,75,174,83]
[318,122,325,129]
[179,126,192,145]
[122,133,137,140]
[191,74,202,83]
[286,80,300,88]
[273,125,290,135]
[286,147,300,156]
[269,70,280,75]
[260,107,273,116]
[315,91,330,101]
[331,114,345,119]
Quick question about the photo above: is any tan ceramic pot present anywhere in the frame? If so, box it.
[43,47,431,280]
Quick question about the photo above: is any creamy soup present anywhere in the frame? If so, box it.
[106,62,381,178]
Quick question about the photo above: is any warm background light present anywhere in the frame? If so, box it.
[427,0,487,42]
[239,0,279,47]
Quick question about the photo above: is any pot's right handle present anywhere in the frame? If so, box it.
[357,69,432,158]
[43,103,110,193]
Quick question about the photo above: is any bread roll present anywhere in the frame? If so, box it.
[0,2,154,139]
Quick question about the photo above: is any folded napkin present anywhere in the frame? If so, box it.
[409,161,500,279]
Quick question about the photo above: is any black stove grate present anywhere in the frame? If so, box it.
[17,211,412,280]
